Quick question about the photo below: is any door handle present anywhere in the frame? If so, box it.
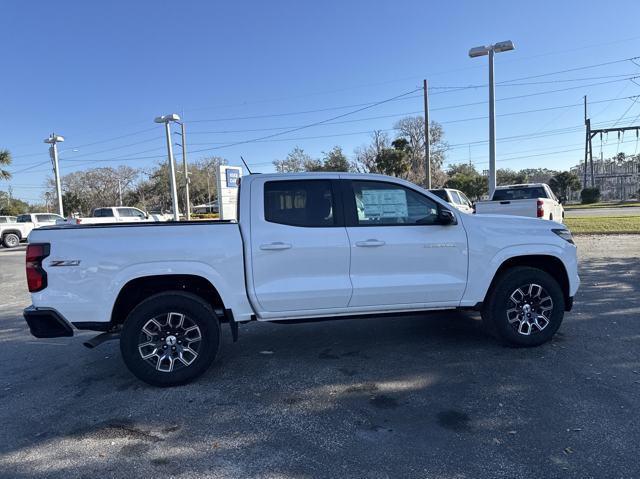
[260,242,292,251]
[355,239,386,247]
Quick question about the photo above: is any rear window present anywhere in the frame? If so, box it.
[492,187,547,201]
[264,180,335,227]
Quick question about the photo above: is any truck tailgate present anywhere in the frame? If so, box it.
[475,199,536,217]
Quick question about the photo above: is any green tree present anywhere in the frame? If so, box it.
[0,191,29,215]
[549,171,581,200]
[0,149,12,180]
[374,138,411,177]
[444,163,488,200]
[497,168,527,185]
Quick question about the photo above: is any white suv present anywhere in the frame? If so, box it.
[429,188,474,214]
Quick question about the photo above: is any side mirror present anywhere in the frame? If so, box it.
[438,207,457,225]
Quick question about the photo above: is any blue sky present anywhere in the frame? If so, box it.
[3,0,640,202]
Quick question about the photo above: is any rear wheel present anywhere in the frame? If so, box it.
[120,292,221,387]
[482,267,564,347]
[2,233,20,248]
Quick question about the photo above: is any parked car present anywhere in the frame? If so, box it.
[429,188,474,214]
[0,213,63,248]
[57,206,154,225]
[0,216,17,224]
[24,173,579,386]
[474,183,564,222]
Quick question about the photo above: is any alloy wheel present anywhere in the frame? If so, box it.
[137,312,202,372]
[505,283,554,336]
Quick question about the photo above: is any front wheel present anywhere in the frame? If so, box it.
[482,267,565,347]
[120,292,221,387]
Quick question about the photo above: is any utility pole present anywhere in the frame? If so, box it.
[118,179,123,206]
[44,133,64,217]
[155,114,181,221]
[423,79,431,189]
[584,95,593,188]
[180,122,191,220]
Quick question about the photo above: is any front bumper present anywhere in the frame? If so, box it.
[23,306,74,338]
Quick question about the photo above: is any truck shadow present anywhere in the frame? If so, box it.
[1,257,639,478]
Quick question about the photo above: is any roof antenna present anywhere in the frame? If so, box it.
[240,156,253,175]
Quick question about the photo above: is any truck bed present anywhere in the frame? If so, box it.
[28,220,253,326]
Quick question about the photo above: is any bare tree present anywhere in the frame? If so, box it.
[393,117,448,187]
[273,147,314,172]
[353,130,390,173]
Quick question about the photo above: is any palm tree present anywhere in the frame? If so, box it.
[0,149,11,180]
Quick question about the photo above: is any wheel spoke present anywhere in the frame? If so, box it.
[168,312,184,329]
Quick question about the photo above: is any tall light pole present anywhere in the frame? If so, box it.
[469,40,515,197]
[44,133,65,217]
[155,114,181,221]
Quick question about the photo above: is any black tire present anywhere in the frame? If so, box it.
[2,233,20,248]
[482,266,565,347]
[120,291,221,387]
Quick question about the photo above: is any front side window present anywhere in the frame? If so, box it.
[458,191,472,207]
[117,208,135,217]
[264,180,335,227]
[350,181,439,226]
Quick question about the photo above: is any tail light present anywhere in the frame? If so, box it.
[75,218,82,224]
[536,200,544,218]
[26,243,50,292]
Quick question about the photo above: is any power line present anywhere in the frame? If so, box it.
[187,88,423,155]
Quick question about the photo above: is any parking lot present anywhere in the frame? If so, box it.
[0,236,639,479]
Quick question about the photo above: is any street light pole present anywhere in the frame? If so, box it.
[44,133,65,217]
[155,114,181,221]
[469,40,515,197]
[488,48,496,196]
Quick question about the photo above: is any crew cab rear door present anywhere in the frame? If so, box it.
[342,179,468,307]
[249,177,352,313]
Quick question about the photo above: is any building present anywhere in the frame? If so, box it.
[570,155,640,201]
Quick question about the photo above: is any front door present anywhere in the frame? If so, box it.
[249,178,352,313]
[343,179,468,308]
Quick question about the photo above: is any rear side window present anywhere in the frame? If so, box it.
[17,215,31,223]
[430,189,449,202]
[264,180,335,227]
[35,214,58,222]
[492,187,547,201]
[93,208,114,217]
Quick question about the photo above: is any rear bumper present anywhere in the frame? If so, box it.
[23,306,74,338]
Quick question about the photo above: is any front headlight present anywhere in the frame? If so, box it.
[552,228,574,245]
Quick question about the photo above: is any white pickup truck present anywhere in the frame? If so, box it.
[24,173,579,386]
[0,213,64,248]
[474,183,564,222]
[58,206,157,225]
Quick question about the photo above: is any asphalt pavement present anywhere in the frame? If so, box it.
[0,237,639,479]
